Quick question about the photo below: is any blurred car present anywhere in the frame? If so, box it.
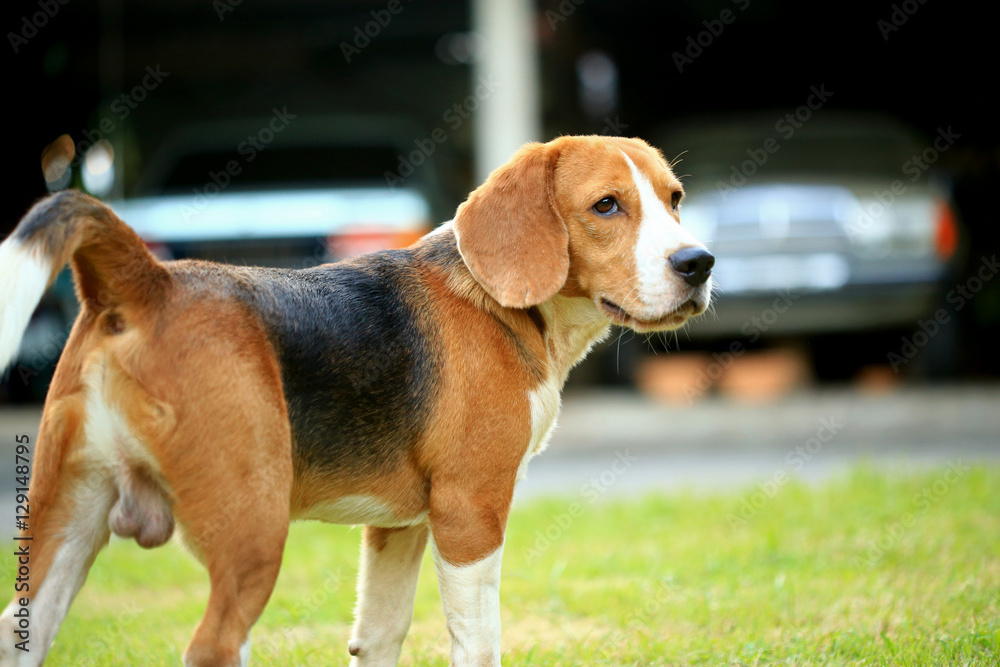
[111,114,446,268]
[652,112,961,349]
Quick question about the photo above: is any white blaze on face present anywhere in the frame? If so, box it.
[621,151,703,312]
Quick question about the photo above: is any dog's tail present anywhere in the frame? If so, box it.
[0,189,169,370]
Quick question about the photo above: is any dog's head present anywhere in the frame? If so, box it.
[454,135,713,332]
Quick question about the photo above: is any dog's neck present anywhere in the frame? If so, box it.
[536,295,611,384]
[415,226,611,386]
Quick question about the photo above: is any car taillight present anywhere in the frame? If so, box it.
[326,227,429,260]
[143,240,173,260]
[934,200,958,260]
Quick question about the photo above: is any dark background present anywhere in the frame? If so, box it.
[3,0,997,383]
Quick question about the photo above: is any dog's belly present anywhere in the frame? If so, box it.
[233,253,438,476]
[297,495,429,527]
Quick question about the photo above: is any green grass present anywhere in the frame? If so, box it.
[3,464,999,666]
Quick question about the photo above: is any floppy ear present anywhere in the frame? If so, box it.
[453,141,568,308]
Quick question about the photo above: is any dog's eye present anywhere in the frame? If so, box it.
[593,196,618,215]
[671,191,682,211]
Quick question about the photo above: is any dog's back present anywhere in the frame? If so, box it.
[196,256,439,475]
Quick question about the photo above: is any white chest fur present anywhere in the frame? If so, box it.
[516,296,611,484]
[518,376,562,483]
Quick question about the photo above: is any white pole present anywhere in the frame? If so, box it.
[471,0,542,183]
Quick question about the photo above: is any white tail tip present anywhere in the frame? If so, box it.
[0,239,53,371]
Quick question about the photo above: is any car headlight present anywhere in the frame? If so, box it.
[843,195,939,258]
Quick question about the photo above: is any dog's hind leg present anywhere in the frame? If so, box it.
[349,524,429,666]
[153,349,293,667]
[175,443,291,667]
[181,523,287,667]
[0,393,117,666]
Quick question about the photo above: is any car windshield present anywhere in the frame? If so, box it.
[660,118,921,192]
[158,144,401,193]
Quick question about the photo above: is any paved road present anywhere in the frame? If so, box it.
[1,385,998,527]
[515,384,1000,501]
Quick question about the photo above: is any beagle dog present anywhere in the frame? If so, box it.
[0,135,713,667]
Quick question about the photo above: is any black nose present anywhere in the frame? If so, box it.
[668,247,714,286]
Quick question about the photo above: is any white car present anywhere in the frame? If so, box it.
[111,115,444,268]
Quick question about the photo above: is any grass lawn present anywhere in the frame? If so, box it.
[3,464,998,666]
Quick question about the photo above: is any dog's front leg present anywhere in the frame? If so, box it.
[349,524,428,666]
[428,488,509,667]
[432,541,504,667]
